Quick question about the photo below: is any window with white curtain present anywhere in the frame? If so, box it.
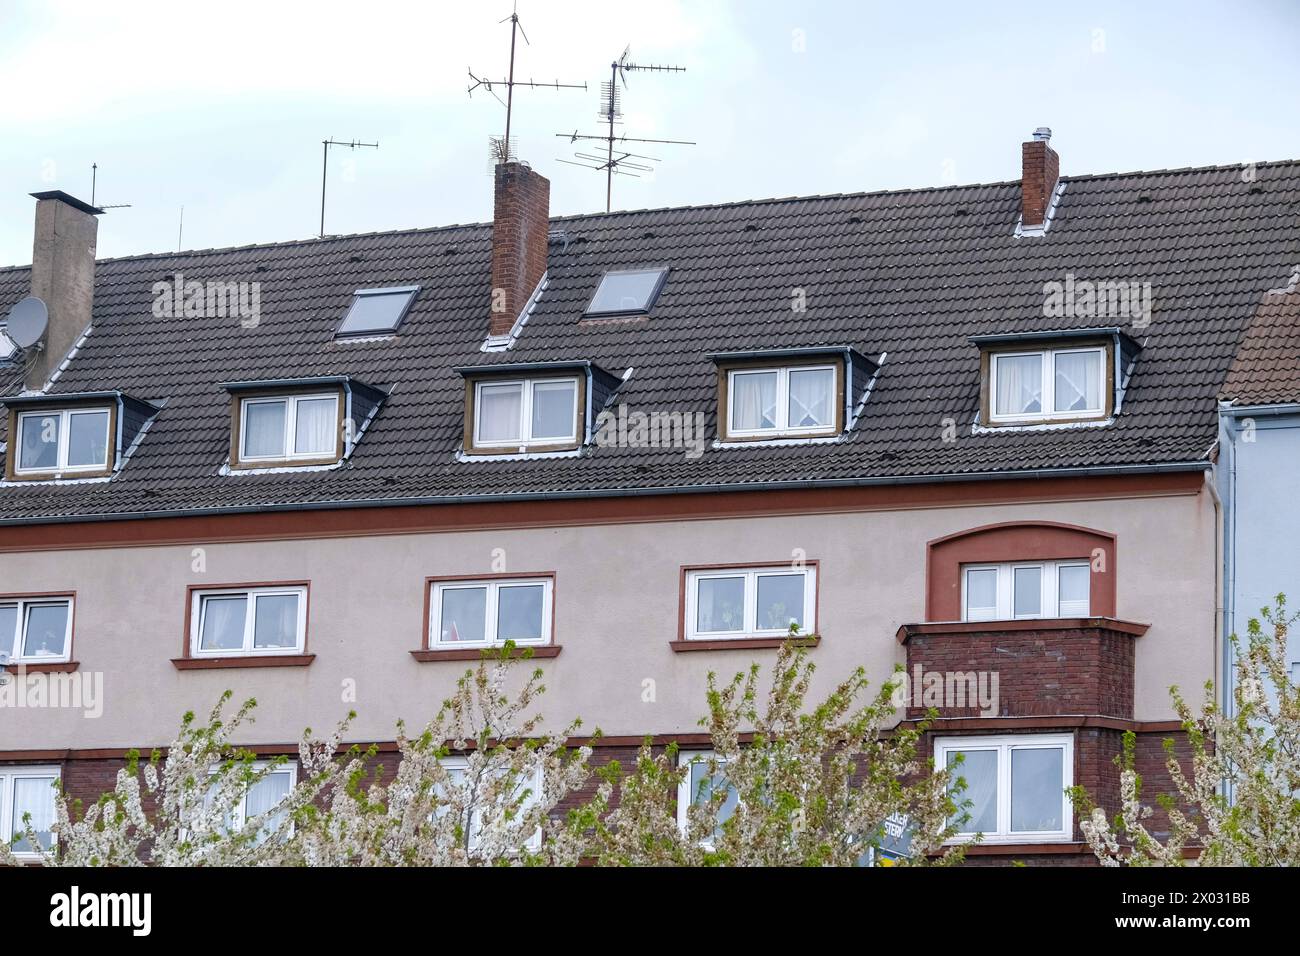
[962,560,1091,621]
[726,365,838,438]
[204,762,296,845]
[0,596,73,664]
[430,577,552,648]
[238,393,339,463]
[989,347,1106,423]
[15,407,112,474]
[935,735,1073,842]
[684,566,816,640]
[472,377,578,450]
[189,586,307,656]
[1,768,60,858]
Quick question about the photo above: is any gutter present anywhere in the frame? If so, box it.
[0,459,1212,527]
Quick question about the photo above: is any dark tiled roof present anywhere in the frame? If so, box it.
[2,160,1299,523]
[1220,286,1300,405]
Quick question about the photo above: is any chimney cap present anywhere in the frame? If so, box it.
[29,190,104,216]
[1032,127,1052,143]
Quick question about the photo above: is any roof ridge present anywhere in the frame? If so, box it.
[2,156,1298,274]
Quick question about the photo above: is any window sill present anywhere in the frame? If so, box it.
[410,645,562,662]
[171,654,315,670]
[670,635,820,652]
[938,840,1086,856]
[4,661,79,674]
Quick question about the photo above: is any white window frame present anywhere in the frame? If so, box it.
[189,586,308,657]
[726,364,839,438]
[439,756,543,851]
[429,577,553,649]
[472,377,580,450]
[238,393,340,463]
[675,750,739,846]
[225,761,297,834]
[196,760,298,847]
[1,767,61,860]
[14,407,112,474]
[988,346,1107,423]
[684,565,816,641]
[961,560,1091,622]
[934,734,1074,843]
[0,596,74,665]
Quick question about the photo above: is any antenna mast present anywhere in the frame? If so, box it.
[319,138,379,238]
[89,163,132,211]
[556,46,693,212]
[468,2,586,165]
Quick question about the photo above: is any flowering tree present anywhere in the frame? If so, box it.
[0,691,353,867]
[283,644,597,866]
[579,637,967,866]
[1074,595,1300,866]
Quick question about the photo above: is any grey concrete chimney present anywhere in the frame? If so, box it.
[26,190,101,391]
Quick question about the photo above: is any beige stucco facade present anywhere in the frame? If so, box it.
[0,480,1219,752]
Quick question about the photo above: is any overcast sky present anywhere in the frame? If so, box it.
[1,0,1297,265]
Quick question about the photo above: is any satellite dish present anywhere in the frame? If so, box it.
[5,296,48,349]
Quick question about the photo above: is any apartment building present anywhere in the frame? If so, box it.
[1,131,1296,863]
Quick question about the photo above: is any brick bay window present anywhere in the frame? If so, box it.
[175,583,313,669]
[935,734,1074,844]
[709,347,877,443]
[221,377,386,471]
[972,329,1141,428]
[456,361,621,458]
[674,563,818,651]
[962,559,1091,621]
[414,575,560,661]
[0,594,73,665]
[1,767,60,859]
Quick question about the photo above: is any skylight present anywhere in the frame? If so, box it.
[335,286,419,338]
[0,329,15,360]
[584,268,668,317]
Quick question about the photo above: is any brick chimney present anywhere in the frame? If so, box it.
[1021,127,1059,230]
[26,190,101,390]
[489,162,550,338]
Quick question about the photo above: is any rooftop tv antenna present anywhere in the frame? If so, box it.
[468,2,587,165]
[89,163,132,211]
[319,138,379,237]
[555,45,694,212]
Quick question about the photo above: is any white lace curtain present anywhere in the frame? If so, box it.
[995,354,1043,415]
[294,398,337,455]
[12,777,57,851]
[478,385,522,441]
[1054,351,1102,412]
[731,373,777,431]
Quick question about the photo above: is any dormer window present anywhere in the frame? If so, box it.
[16,407,111,475]
[457,361,621,458]
[990,347,1105,422]
[727,365,837,437]
[222,377,387,471]
[584,268,669,318]
[474,377,579,450]
[3,391,159,482]
[974,330,1139,428]
[239,393,340,463]
[710,348,874,443]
